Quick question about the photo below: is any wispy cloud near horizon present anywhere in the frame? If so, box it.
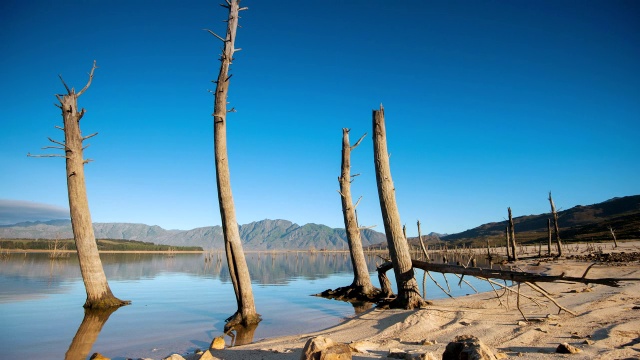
[0,199,69,225]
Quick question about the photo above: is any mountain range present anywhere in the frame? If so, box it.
[0,219,386,250]
[1,195,638,249]
[438,194,640,245]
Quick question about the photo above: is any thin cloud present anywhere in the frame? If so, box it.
[0,199,69,225]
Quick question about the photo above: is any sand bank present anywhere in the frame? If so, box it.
[206,242,640,359]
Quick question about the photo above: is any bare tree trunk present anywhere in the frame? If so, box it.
[508,207,517,261]
[417,220,430,261]
[547,218,552,255]
[608,226,619,248]
[32,61,128,309]
[548,192,563,256]
[372,105,426,309]
[209,0,260,329]
[339,129,377,293]
[505,226,511,260]
[227,322,258,347]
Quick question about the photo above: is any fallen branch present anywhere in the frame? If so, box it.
[377,260,638,288]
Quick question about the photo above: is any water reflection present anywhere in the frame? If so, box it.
[0,250,496,359]
[351,301,373,315]
[65,307,119,360]
[225,322,259,347]
[0,252,380,292]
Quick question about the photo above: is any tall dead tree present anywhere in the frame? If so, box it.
[338,129,378,295]
[372,105,426,309]
[207,0,260,329]
[504,225,511,260]
[29,61,128,309]
[417,220,430,261]
[608,226,619,248]
[508,207,517,261]
[548,192,563,256]
[547,218,552,255]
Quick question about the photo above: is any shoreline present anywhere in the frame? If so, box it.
[204,258,640,360]
[197,241,640,360]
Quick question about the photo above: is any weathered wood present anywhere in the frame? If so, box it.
[211,0,260,329]
[508,207,517,261]
[338,128,377,294]
[372,105,425,309]
[378,269,394,298]
[505,225,511,260]
[549,192,563,256]
[608,226,618,248]
[377,260,637,288]
[417,220,430,261]
[39,61,128,309]
[547,218,552,255]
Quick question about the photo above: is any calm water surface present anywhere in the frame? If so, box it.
[0,251,491,359]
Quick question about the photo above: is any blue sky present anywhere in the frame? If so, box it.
[1,1,638,235]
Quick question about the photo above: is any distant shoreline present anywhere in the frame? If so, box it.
[0,249,365,254]
[1,249,204,254]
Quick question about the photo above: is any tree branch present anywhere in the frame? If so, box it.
[82,132,98,141]
[358,225,377,230]
[77,108,86,122]
[58,74,71,94]
[27,153,66,158]
[204,28,227,42]
[76,60,97,97]
[524,281,577,316]
[55,125,65,131]
[351,133,367,150]
[48,137,68,149]
[353,196,362,209]
[41,146,65,150]
[378,260,637,288]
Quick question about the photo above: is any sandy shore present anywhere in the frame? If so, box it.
[202,242,640,360]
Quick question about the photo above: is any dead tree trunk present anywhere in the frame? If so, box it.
[29,61,128,309]
[608,226,619,248]
[338,129,378,294]
[208,0,260,330]
[508,207,517,261]
[548,192,563,256]
[547,218,552,255]
[377,259,637,287]
[372,105,426,309]
[505,225,511,260]
[417,220,430,261]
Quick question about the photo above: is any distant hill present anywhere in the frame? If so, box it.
[440,195,640,245]
[0,219,386,250]
[3,195,637,250]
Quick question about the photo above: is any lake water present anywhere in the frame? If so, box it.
[0,251,492,359]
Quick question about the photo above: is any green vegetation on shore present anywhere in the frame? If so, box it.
[0,238,203,252]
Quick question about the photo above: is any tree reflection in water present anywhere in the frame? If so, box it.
[65,307,119,360]
[225,322,259,347]
[351,301,373,315]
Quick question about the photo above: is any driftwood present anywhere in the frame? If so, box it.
[376,259,638,297]
[376,259,640,318]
